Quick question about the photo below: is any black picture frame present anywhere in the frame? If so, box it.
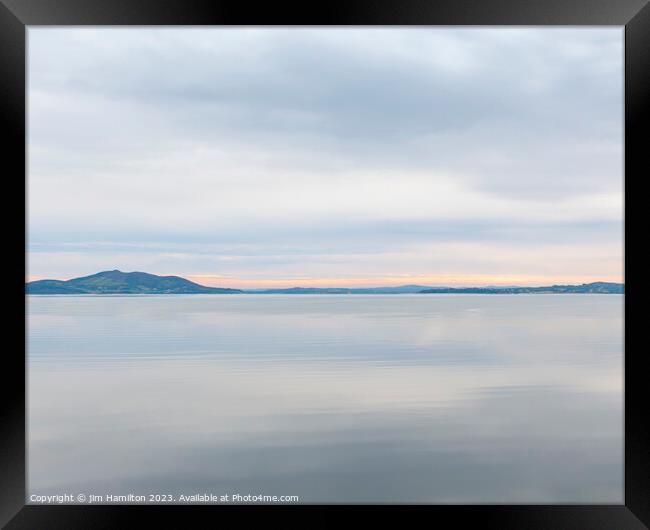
[2,1,647,528]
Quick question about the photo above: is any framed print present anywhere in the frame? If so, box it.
[2,0,648,528]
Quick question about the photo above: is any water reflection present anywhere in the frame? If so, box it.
[28,294,623,503]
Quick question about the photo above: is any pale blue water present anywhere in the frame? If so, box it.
[27,294,623,503]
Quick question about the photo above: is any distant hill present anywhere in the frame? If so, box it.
[26,270,242,294]
[26,272,624,295]
[249,282,623,294]
[419,282,624,294]
[252,285,432,294]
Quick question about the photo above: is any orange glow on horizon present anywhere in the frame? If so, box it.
[184,273,624,289]
[26,272,624,288]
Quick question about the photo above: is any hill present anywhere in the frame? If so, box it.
[26,270,242,294]
[26,272,624,295]
[252,285,432,294]
[419,282,624,294]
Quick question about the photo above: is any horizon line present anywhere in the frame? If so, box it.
[26,269,625,290]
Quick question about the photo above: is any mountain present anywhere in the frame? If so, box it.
[419,282,624,294]
[26,272,624,295]
[251,285,433,294]
[26,270,243,294]
[252,282,623,294]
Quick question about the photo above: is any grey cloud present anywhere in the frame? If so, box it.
[29,28,622,197]
[29,217,622,251]
[27,28,623,282]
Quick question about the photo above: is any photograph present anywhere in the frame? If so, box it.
[25,26,624,505]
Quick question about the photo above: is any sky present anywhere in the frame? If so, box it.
[27,27,623,288]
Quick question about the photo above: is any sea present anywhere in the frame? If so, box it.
[27,294,623,503]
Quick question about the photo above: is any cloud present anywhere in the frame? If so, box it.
[27,28,623,285]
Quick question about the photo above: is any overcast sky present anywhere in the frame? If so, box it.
[27,27,623,288]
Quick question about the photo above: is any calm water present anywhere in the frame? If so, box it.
[27,294,623,503]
